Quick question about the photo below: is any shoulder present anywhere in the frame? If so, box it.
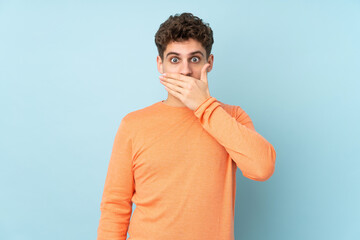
[119,101,160,130]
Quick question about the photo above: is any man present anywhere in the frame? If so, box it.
[97,12,276,240]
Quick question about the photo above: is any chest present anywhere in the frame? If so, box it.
[131,121,229,184]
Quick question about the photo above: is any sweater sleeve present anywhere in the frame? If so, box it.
[193,96,276,181]
[97,117,135,240]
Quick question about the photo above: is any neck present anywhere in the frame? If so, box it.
[162,94,186,107]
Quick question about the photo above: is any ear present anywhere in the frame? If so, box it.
[206,54,214,72]
[156,55,163,74]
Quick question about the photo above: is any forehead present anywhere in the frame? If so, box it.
[164,38,205,56]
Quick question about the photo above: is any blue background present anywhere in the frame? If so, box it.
[1,0,359,239]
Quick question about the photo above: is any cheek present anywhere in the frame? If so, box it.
[163,63,179,73]
[193,66,203,78]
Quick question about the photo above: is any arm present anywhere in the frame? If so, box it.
[193,96,276,181]
[97,117,135,240]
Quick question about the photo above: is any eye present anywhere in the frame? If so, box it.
[191,56,200,63]
[170,57,179,63]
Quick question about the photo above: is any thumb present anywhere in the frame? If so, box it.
[200,63,210,82]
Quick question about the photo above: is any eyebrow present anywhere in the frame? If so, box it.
[165,51,204,58]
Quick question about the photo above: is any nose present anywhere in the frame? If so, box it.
[179,61,192,76]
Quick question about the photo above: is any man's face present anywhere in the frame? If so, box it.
[157,38,214,80]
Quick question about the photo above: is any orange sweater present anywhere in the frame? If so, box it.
[97,96,276,240]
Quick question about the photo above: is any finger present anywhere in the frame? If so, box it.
[159,75,186,88]
[163,72,189,82]
[160,79,184,94]
[200,63,210,83]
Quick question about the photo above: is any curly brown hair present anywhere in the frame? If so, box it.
[154,12,214,60]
